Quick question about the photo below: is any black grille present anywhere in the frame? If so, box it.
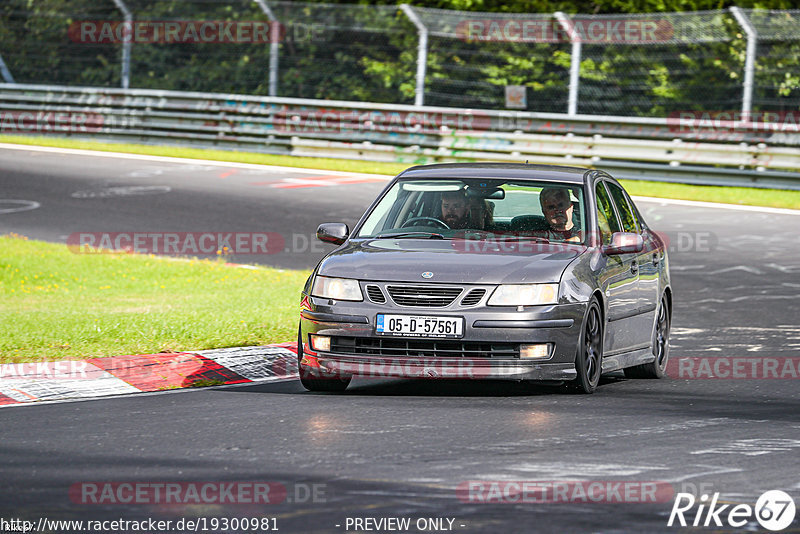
[461,289,486,306]
[330,337,519,359]
[387,285,462,307]
[365,285,386,303]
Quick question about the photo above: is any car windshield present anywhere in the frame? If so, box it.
[357,178,586,244]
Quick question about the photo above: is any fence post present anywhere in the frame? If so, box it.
[400,4,428,107]
[0,54,14,83]
[729,7,757,121]
[554,12,581,116]
[254,0,279,97]
[111,0,132,89]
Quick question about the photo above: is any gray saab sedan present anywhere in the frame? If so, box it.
[298,163,671,393]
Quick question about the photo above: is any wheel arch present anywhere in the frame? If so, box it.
[663,286,673,322]
[591,289,606,324]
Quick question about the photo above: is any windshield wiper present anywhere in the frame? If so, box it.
[374,231,445,240]
[497,234,550,243]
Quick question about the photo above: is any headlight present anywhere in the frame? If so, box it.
[488,284,558,306]
[311,276,363,301]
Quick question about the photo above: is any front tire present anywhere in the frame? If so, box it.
[297,326,351,392]
[624,295,670,379]
[573,298,603,394]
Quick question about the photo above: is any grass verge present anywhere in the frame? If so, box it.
[2,134,799,210]
[0,234,310,364]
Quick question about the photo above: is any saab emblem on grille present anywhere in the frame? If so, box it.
[421,271,434,279]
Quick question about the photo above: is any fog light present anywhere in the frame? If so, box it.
[520,343,551,359]
[309,335,331,352]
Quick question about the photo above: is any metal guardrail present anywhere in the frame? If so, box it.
[2,83,800,190]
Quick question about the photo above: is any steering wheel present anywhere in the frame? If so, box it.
[401,217,450,229]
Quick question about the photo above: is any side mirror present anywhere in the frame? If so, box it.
[604,232,643,255]
[316,223,349,246]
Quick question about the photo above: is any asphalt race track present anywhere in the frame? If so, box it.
[1,145,799,533]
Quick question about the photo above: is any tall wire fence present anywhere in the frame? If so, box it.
[0,1,798,117]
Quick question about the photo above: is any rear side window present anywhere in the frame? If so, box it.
[595,182,620,245]
[606,182,639,234]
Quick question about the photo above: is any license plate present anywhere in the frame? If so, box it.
[376,314,463,338]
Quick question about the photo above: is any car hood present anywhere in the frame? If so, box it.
[316,238,586,284]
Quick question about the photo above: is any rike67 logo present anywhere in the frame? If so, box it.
[668,490,796,531]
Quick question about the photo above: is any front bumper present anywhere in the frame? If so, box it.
[299,291,586,382]
[313,354,578,381]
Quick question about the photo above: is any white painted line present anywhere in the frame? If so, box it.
[661,465,744,484]
[71,185,171,198]
[227,263,265,270]
[691,438,800,456]
[1,142,796,213]
[0,199,40,214]
[633,195,800,215]
[0,142,390,179]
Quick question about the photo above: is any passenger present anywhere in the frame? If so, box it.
[468,197,494,230]
[539,187,581,242]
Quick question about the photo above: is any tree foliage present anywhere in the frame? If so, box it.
[0,0,797,115]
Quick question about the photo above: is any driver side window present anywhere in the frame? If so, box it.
[606,182,639,234]
[595,182,620,245]
[396,191,431,227]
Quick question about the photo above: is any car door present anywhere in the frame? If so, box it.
[605,181,654,350]
[626,192,662,318]
[594,180,641,354]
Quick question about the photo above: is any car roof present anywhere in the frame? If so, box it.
[398,162,591,184]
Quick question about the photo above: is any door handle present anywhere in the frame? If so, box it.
[630,261,639,275]
[652,253,660,266]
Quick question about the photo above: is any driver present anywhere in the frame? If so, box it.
[440,190,470,229]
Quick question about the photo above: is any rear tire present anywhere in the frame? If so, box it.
[572,298,603,394]
[624,295,670,379]
[297,326,351,392]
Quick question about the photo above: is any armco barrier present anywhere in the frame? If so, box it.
[2,83,800,190]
